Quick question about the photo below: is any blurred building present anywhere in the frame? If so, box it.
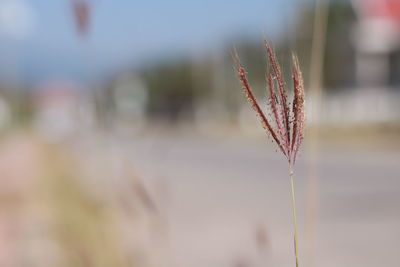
[352,0,400,87]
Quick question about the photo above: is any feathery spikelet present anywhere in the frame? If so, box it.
[233,51,287,157]
[291,53,305,164]
[267,72,287,153]
[234,42,305,165]
[265,41,291,154]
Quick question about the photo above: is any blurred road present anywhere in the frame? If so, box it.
[2,130,398,267]
[106,131,400,267]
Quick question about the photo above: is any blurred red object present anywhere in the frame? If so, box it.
[72,0,91,37]
[354,0,400,23]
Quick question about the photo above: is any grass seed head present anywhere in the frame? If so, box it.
[234,41,306,165]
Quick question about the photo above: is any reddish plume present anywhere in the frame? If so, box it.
[234,42,305,165]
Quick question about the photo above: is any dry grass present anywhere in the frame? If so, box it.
[234,41,305,267]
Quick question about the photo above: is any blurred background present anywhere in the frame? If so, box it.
[0,0,399,266]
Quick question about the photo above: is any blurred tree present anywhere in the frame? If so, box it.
[291,0,357,90]
[142,59,212,122]
[324,1,357,89]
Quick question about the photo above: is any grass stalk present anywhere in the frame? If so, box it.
[289,163,299,267]
[305,1,329,266]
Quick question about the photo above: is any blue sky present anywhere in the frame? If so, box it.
[0,0,310,87]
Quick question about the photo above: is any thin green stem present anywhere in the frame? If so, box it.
[289,164,299,267]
